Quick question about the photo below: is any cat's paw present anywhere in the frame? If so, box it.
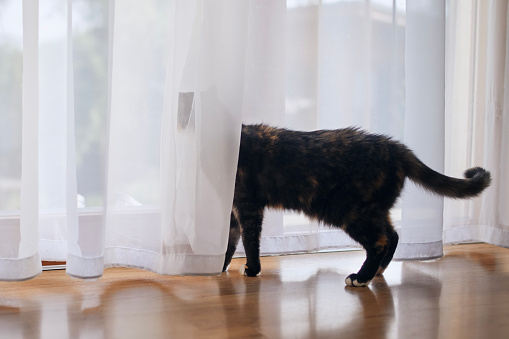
[376,266,387,276]
[222,264,230,272]
[345,274,371,287]
[242,264,260,277]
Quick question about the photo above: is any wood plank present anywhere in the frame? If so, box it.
[0,243,508,338]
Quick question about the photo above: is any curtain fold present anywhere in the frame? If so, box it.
[396,0,446,260]
[0,0,42,281]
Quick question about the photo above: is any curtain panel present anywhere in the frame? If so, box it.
[0,0,247,280]
[238,0,509,258]
[236,0,449,259]
[444,0,509,247]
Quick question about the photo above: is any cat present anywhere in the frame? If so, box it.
[222,124,491,287]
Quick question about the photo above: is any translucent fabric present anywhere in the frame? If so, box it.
[234,0,448,259]
[239,0,508,258]
[444,0,509,247]
[1,0,508,282]
[0,0,247,280]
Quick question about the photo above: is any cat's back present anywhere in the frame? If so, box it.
[239,124,396,157]
[238,124,409,179]
[237,124,408,212]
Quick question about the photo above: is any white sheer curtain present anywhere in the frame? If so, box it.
[444,0,509,246]
[235,0,449,258]
[0,0,247,280]
[238,0,509,258]
[1,0,508,282]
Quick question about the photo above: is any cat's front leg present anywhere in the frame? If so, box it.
[223,212,241,272]
[237,206,264,277]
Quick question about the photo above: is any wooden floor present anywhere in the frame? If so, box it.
[0,243,508,338]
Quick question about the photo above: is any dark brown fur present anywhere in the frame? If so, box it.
[223,124,491,287]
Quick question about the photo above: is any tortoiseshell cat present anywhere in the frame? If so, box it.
[222,124,491,287]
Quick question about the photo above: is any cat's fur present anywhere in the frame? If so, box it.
[222,124,491,287]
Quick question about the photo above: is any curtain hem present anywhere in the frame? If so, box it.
[103,247,225,276]
[444,224,509,249]
[393,240,444,261]
[66,253,104,280]
[236,230,362,256]
[0,252,42,281]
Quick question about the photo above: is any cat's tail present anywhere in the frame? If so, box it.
[405,153,491,199]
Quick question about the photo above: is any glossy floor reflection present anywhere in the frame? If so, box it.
[0,243,508,338]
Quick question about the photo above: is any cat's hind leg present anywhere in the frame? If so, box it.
[237,206,264,277]
[344,215,391,287]
[377,225,399,276]
[223,212,241,272]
